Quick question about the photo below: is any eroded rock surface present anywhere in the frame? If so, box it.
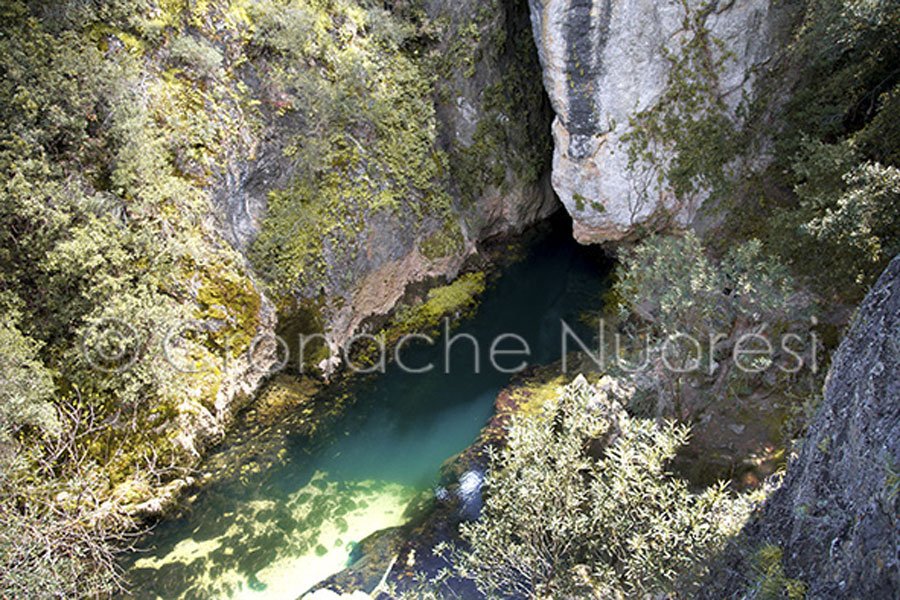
[704,256,900,597]
[527,0,793,241]
[220,0,557,357]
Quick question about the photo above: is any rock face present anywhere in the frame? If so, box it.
[705,256,900,597]
[527,0,792,241]
[427,0,560,241]
[219,0,557,357]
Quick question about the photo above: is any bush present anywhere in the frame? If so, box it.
[804,162,900,273]
[794,151,900,294]
[761,0,900,301]
[169,34,223,78]
[455,377,752,598]
[0,321,58,441]
[612,233,811,415]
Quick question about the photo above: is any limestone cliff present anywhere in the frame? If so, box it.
[703,256,900,597]
[527,0,796,241]
[218,0,556,360]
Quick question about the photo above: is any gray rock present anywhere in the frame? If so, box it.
[703,255,900,598]
[527,0,794,241]
[213,0,558,360]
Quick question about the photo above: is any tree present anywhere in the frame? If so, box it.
[800,158,900,292]
[768,0,900,301]
[613,233,810,415]
[0,319,58,441]
[456,377,751,598]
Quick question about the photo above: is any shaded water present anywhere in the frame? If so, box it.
[125,225,613,599]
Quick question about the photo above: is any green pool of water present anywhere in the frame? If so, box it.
[124,226,612,599]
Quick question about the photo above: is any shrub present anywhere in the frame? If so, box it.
[169,34,223,78]
[456,377,752,598]
[613,233,811,415]
[0,321,58,441]
[799,157,900,293]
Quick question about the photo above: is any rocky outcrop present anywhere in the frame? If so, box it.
[217,0,557,361]
[703,256,900,597]
[427,0,559,240]
[527,0,794,241]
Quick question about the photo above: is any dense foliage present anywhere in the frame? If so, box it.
[611,233,814,417]
[0,1,271,594]
[758,0,900,301]
[456,377,753,598]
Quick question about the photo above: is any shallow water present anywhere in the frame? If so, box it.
[125,225,612,599]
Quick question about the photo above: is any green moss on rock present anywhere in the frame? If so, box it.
[195,265,262,357]
[381,271,486,345]
[420,218,465,261]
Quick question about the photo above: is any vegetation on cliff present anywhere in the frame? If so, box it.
[764,0,900,301]
[0,1,272,594]
[246,0,455,296]
[679,0,900,305]
[626,0,898,304]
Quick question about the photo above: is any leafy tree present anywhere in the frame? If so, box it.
[456,377,751,598]
[803,162,900,276]
[613,233,810,414]
[762,0,900,301]
[787,142,900,295]
[0,319,58,440]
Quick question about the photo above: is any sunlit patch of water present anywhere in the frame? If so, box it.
[133,472,417,599]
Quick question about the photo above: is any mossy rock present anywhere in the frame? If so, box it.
[381,272,486,344]
[420,218,465,261]
[195,263,262,358]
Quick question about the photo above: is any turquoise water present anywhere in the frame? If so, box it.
[125,225,612,599]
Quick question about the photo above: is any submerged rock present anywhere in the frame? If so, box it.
[457,469,485,521]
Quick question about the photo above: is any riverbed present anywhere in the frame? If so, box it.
[124,225,613,599]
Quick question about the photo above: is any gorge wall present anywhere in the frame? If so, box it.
[219,0,556,369]
[526,0,797,241]
[703,256,900,597]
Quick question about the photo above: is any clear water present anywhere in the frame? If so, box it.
[125,226,612,599]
